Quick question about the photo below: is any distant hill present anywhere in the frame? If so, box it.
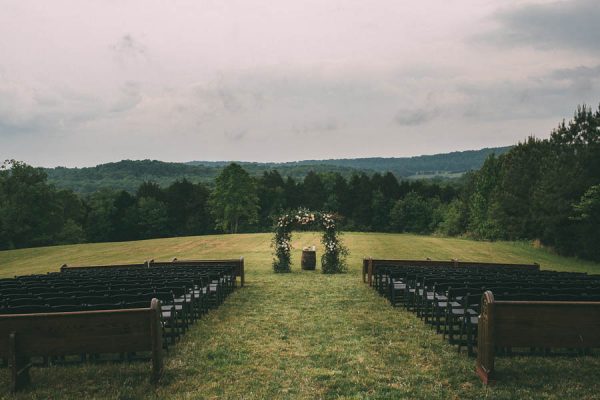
[44,146,511,193]
[188,146,511,178]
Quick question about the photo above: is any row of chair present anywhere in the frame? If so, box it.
[370,260,600,356]
[1,259,243,364]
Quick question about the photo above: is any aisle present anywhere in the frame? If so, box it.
[158,268,477,399]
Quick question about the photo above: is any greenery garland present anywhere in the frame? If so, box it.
[272,208,348,273]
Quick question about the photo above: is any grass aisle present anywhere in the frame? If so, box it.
[163,270,481,399]
[1,232,600,399]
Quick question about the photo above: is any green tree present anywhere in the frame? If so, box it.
[136,181,165,201]
[210,163,259,233]
[111,190,138,241]
[437,199,464,236]
[257,170,287,230]
[371,190,393,232]
[302,171,326,210]
[323,173,351,217]
[0,160,65,249]
[466,155,502,239]
[165,179,212,235]
[487,137,548,239]
[348,173,373,230]
[137,197,169,239]
[390,191,435,234]
[84,189,118,242]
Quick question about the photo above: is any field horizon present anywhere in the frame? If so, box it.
[1,232,600,399]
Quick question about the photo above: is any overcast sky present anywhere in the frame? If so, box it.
[1,0,599,167]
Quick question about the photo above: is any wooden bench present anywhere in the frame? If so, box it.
[363,257,540,286]
[476,291,600,384]
[0,299,163,392]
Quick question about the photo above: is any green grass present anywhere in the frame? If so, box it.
[1,232,600,399]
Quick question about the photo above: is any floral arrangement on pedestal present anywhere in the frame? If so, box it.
[272,208,348,273]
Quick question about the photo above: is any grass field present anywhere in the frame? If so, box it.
[1,232,600,399]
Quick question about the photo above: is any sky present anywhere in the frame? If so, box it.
[1,0,599,167]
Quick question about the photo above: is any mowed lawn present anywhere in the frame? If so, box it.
[1,232,600,399]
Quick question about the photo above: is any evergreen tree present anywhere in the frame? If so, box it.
[257,170,286,230]
[302,171,326,210]
[111,190,138,241]
[348,173,373,230]
[165,179,212,235]
[466,155,502,239]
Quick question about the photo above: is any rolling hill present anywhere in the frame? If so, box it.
[44,146,511,193]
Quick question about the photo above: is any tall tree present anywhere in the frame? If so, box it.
[210,163,259,233]
[0,160,65,249]
[165,179,212,235]
[111,190,138,241]
[257,170,286,230]
[84,189,118,243]
[302,171,326,210]
[466,154,502,239]
[348,173,373,230]
[137,197,170,239]
[572,184,600,260]
[490,137,548,239]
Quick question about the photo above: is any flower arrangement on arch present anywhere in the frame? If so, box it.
[272,208,348,274]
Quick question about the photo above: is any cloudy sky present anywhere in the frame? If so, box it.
[1,0,599,167]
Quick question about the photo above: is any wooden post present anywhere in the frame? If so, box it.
[476,291,496,385]
[9,332,31,393]
[367,257,374,286]
[150,299,164,383]
[239,257,245,287]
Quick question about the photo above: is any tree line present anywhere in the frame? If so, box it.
[450,104,600,261]
[0,160,460,249]
[1,104,598,261]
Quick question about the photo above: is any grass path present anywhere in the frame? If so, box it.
[1,233,600,399]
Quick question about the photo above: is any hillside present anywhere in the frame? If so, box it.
[0,232,599,399]
[44,146,511,193]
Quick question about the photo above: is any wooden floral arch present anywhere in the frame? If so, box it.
[272,209,348,273]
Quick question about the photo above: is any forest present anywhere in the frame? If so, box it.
[43,146,511,193]
[1,105,598,261]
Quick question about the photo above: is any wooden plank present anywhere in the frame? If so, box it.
[494,303,600,348]
[150,298,163,383]
[61,262,148,271]
[0,308,153,357]
[476,291,496,385]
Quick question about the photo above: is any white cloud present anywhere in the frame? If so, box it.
[0,0,599,167]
